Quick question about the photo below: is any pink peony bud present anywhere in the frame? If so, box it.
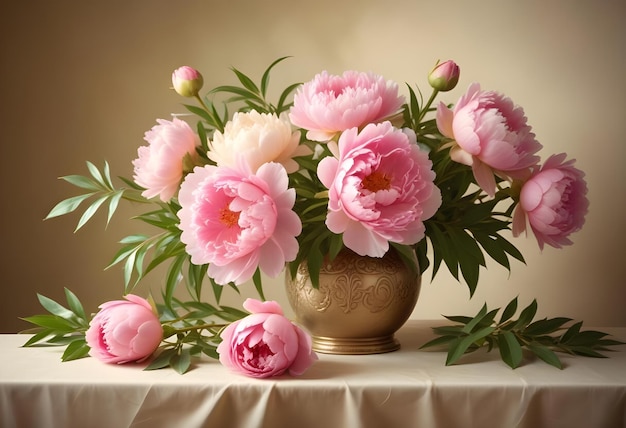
[172,66,204,97]
[85,294,163,364]
[428,60,460,92]
[217,299,317,378]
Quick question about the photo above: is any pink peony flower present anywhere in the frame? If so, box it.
[85,294,163,364]
[133,118,201,202]
[177,162,301,285]
[428,60,460,92]
[512,153,589,249]
[289,70,405,142]
[172,66,204,97]
[436,83,543,197]
[217,298,317,378]
[317,121,441,257]
[208,110,309,174]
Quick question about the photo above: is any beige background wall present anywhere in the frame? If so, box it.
[1,1,624,332]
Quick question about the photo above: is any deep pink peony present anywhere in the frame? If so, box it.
[85,294,163,364]
[133,118,200,202]
[177,162,301,285]
[436,83,543,197]
[289,70,405,142]
[217,298,317,378]
[512,153,589,250]
[317,121,441,257]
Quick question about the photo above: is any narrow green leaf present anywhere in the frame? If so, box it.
[561,321,583,344]
[462,304,487,334]
[260,56,290,97]
[525,317,572,336]
[144,348,176,371]
[513,299,538,329]
[442,315,473,324]
[446,326,496,366]
[106,191,124,225]
[64,288,88,322]
[252,268,265,300]
[163,255,185,307]
[497,331,523,368]
[75,195,108,231]
[21,330,55,347]
[37,294,74,319]
[61,339,90,362]
[20,315,73,331]
[86,161,106,186]
[231,67,260,95]
[420,335,458,349]
[60,174,100,191]
[499,297,518,324]
[527,343,563,369]
[45,193,95,219]
[171,349,192,374]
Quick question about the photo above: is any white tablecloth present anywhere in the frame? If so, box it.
[1,320,625,428]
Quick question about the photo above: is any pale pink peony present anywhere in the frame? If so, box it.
[512,153,588,250]
[317,121,441,257]
[436,83,543,197]
[177,162,301,285]
[217,298,317,378]
[208,110,309,174]
[133,118,200,202]
[289,70,405,142]
[85,294,163,364]
[171,66,204,97]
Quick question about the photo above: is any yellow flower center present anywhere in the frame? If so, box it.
[219,207,240,227]
[362,171,392,192]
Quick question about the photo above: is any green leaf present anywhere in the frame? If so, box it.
[37,294,74,319]
[499,297,518,324]
[231,67,260,95]
[252,268,265,301]
[260,56,290,97]
[561,321,582,344]
[527,343,563,369]
[64,288,88,322]
[60,174,100,191]
[525,317,572,336]
[61,339,90,362]
[497,331,523,368]
[21,329,56,347]
[144,348,176,371]
[20,315,74,331]
[420,335,458,349]
[75,194,108,231]
[170,348,192,374]
[446,326,496,366]
[513,299,538,329]
[45,193,95,219]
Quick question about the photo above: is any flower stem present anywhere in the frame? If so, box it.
[416,89,440,124]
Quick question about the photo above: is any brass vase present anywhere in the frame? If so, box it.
[285,247,421,355]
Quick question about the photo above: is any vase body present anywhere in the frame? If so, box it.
[285,247,421,355]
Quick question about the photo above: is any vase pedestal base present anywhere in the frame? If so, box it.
[311,334,400,355]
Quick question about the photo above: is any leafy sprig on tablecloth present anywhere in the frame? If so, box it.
[20,288,91,362]
[421,297,625,369]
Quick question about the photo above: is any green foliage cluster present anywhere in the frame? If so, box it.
[421,297,624,369]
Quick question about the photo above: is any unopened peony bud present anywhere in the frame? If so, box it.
[428,60,460,92]
[172,66,204,97]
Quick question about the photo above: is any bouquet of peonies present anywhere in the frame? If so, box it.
[23,57,618,376]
